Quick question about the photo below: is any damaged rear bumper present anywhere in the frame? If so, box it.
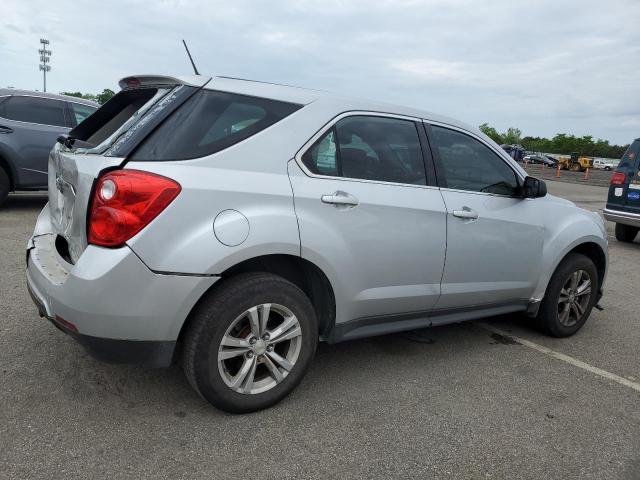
[26,206,219,367]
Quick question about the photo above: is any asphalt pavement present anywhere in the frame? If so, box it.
[1,184,639,480]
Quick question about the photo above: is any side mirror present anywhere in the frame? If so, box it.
[522,176,547,198]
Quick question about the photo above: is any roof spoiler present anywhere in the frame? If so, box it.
[118,74,211,90]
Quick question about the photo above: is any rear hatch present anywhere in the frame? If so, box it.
[606,139,640,215]
[48,75,209,263]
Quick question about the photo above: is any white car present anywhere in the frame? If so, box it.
[593,159,619,171]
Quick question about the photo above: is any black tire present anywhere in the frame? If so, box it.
[0,166,9,207]
[183,272,318,413]
[604,166,612,171]
[615,223,639,243]
[537,253,598,338]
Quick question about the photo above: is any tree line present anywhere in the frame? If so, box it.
[479,123,628,159]
[60,88,115,105]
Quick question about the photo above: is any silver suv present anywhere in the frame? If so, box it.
[26,75,608,413]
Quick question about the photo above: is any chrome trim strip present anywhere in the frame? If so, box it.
[604,208,640,219]
[603,208,640,227]
[0,93,96,107]
[293,110,526,195]
[21,168,48,175]
[0,114,67,129]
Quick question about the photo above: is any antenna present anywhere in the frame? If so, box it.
[182,40,200,75]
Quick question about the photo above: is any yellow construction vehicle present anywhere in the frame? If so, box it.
[557,152,594,172]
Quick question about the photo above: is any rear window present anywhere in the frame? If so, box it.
[69,87,165,152]
[0,95,66,127]
[129,90,301,161]
[617,140,640,174]
[68,102,97,126]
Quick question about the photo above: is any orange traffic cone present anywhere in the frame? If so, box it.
[583,168,590,181]
[556,165,561,178]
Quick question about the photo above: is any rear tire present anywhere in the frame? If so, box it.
[615,223,639,243]
[0,166,9,207]
[182,272,318,413]
[537,253,598,338]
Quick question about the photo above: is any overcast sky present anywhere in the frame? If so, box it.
[2,0,639,144]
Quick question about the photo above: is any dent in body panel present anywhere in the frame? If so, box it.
[27,210,218,341]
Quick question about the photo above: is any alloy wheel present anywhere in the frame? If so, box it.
[557,269,592,327]
[217,303,302,394]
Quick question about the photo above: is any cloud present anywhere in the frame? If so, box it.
[389,59,467,82]
[1,0,638,144]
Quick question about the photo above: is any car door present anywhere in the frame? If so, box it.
[425,122,544,313]
[0,95,69,188]
[288,113,447,329]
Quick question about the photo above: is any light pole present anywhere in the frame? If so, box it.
[38,39,51,92]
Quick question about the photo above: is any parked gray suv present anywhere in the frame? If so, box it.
[26,75,608,413]
[0,89,98,205]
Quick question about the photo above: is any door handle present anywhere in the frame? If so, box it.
[452,207,479,220]
[0,125,13,134]
[321,191,359,207]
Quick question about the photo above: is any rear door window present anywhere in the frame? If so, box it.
[68,102,97,126]
[129,90,301,161]
[301,115,427,185]
[0,96,66,127]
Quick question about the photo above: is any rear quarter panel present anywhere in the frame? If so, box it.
[124,162,301,274]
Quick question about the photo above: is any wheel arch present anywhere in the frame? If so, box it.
[0,151,16,190]
[537,238,607,303]
[176,254,337,350]
[568,241,607,291]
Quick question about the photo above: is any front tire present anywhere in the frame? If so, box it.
[0,166,9,207]
[182,272,318,413]
[615,223,639,243]
[537,253,598,337]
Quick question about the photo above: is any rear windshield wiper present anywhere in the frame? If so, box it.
[57,134,94,150]
[57,134,75,148]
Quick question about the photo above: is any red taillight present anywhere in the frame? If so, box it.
[610,172,626,186]
[88,170,181,247]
